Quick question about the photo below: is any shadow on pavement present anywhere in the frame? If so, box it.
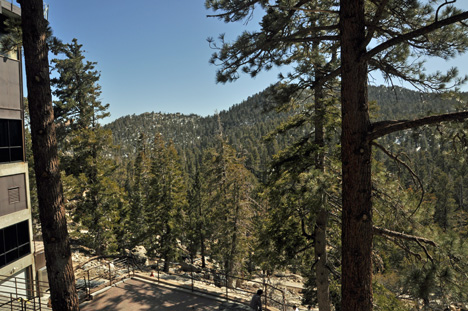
[80,279,223,311]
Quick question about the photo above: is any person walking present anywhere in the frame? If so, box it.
[250,289,263,311]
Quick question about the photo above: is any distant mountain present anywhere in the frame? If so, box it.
[105,88,291,177]
[105,85,466,177]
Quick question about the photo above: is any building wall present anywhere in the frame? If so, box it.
[0,57,22,117]
[0,163,34,277]
[0,1,36,295]
[0,173,28,216]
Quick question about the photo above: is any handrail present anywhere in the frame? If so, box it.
[0,274,51,310]
[75,256,290,310]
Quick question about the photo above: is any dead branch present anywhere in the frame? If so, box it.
[415,239,434,263]
[383,235,422,260]
[373,226,437,247]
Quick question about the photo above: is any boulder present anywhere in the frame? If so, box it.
[130,245,148,265]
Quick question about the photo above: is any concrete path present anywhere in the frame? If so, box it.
[80,278,223,311]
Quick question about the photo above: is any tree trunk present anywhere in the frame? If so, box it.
[313,64,331,311]
[315,208,331,311]
[340,1,373,311]
[163,223,172,273]
[19,1,79,310]
[199,228,206,268]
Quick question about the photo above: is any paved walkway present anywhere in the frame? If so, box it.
[80,278,224,311]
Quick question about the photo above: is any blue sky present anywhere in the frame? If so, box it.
[40,1,468,123]
[43,0,280,123]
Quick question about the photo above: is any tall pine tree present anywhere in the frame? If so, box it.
[145,134,187,272]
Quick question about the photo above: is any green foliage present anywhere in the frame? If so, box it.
[201,129,259,277]
[373,281,409,311]
[0,16,21,58]
[144,134,187,270]
[50,38,110,145]
[50,38,125,255]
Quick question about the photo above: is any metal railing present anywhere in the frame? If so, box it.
[146,263,287,311]
[0,275,51,311]
[75,256,137,301]
[75,256,290,310]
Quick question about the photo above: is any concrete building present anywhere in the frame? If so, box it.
[0,0,47,303]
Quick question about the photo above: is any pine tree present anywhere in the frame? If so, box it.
[145,134,187,272]
[201,123,258,282]
[185,168,206,265]
[125,133,150,249]
[50,38,109,146]
[70,126,124,254]
[50,38,124,255]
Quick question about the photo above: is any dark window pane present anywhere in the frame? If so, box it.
[5,250,17,264]
[18,244,30,258]
[0,120,8,147]
[0,230,4,254]
[0,221,30,267]
[17,221,29,245]
[10,147,23,162]
[0,149,9,163]
[8,120,22,147]
[4,225,17,252]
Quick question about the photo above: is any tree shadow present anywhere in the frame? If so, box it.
[80,279,223,311]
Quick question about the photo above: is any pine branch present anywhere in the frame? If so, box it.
[415,239,434,263]
[364,0,391,46]
[266,5,339,14]
[369,111,468,140]
[364,11,468,61]
[301,217,314,240]
[371,142,425,217]
[206,0,258,20]
[279,35,340,43]
[436,0,457,22]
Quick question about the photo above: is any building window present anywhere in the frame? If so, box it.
[0,119,23,163]
[0,221,30,268]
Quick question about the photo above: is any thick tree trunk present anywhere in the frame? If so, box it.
[340,1,373,311]
[19,1,79,310]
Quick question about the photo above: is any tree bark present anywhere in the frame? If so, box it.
[18,1,79,310]
[340,1,373,310]
[314,208,331,311]
[313,62,331,311]
[370,111,468,140]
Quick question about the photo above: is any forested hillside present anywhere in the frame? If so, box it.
[105,87,295,179]
[106,85,466,177]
